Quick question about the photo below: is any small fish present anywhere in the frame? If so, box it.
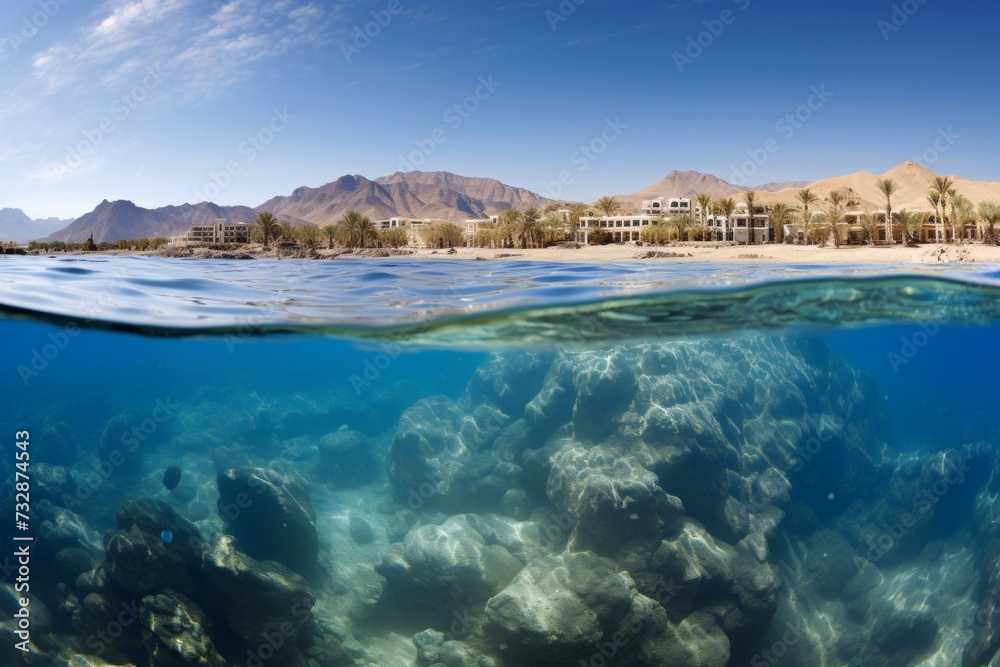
[161,530,173,544]
[163,465,182,490]
[338,424,349,431]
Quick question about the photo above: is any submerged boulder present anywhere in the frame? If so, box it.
[318,429,379,488]
[377,514,525,613]
[201,534,316,660]
[103,499,203,596]
[216,467,318,574]
[139,589,226,667]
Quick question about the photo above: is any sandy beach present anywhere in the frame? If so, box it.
[30,240,1000,265]
[384,242,999,265]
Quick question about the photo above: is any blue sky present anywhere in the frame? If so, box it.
[0,0,993,218]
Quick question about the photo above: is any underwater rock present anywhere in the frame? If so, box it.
[36,499,103,556]
[413,628,445,664]
[73,588,145,658]
[139,589,226,667]
[462,351,552,418]
[348,515,374,544]
[852,608,938,666]
[644,519,779,643]
[33,462,77,505]
[388,396,520,511]
[55,547,95,585]
[803,529,862,598]
[103,498,204,596]
[546,442,685,549]
[0,583,55,636]
[377,514,526,613]
[318,430,378,488]
[162,465,182,490]
[484,552,640,663]
[845,447,976,565]
[201,534,316,660]
[216,467,318,575]
[382,338,890,661]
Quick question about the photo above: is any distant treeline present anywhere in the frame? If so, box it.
[27,238,171,252]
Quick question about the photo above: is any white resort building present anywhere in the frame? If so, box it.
[181,219,252,244]
[576,215,662,244]
[641,197,702,218]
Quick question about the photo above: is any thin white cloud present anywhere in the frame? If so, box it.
[29,0,330,100]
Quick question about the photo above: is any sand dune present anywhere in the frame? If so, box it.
[757,161,1000,212]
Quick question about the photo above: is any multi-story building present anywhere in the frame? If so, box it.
[181,219,252,244]
[642,197,701,219]
[730,203,771,244]
[576,215,662,244]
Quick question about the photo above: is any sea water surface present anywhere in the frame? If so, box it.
[2,256,999,667]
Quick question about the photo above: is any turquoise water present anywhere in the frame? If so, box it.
[2,256,1000,666]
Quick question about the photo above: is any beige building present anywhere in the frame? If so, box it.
[181,219,251,244]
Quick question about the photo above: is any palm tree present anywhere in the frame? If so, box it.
[926,191,941,243]
[717,197,736,242]
[769,203,792,244]
[568,203,588,240]
[322,225,336,249]
[904,211,931,245]
[743,190,757,245]
[595,196,621,217]
[796,189,818,244]
[518,208,543,248]
[822,201,846,247]
[948,188,963,242]
[931,176,954,242]
[255,211,279,247]
[979,202,1000,245]
[827,189,846,208]
[895,210,915,247]
[696,194,713,226]
[860,211,882,245]
[335,210,371,248]
[497,209,521,248]
[298,225,321,249]
[875,178,900,244]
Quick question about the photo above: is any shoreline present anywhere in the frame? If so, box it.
[15,242,1000,265]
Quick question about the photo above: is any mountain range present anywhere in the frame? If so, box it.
[17,164,1000,243]
[0,208,75,244]
[42,172,550,243]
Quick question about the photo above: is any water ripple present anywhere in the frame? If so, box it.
[0,255,998,346]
